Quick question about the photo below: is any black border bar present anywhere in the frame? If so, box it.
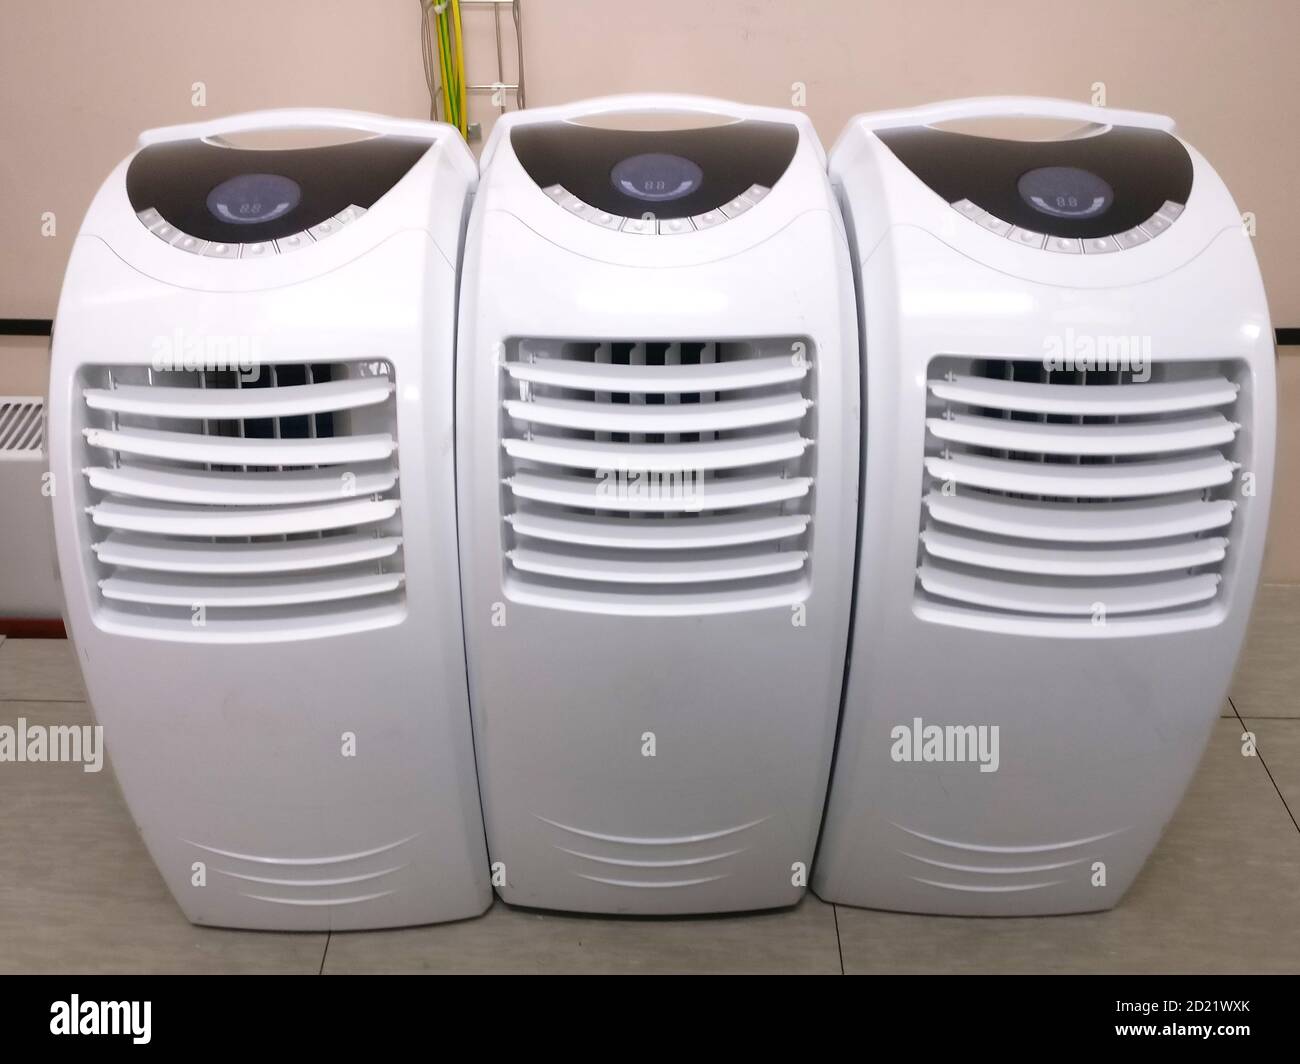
[0,319,53,337]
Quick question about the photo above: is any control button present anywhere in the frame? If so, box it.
[275,231,314,253]
[1114,226,1151,249]
[542,184,568,202]
[620,216,656,235]
[309,217,343,241]
[1158,200,1185,220]
[719,195,754,219]
[742,184,770,203]
[1082,236,1119,254]
[587,209,623,230]
[1045,236,1082,254]
[136,207,165,231]
[202,241,240,259]
[658,217,695,235]
[690,209,727,230]
[974,210,1012,237]
[951,199,984,220]
[1140,212,1173,237]
[333,204,367,226]
[558,194,594,220]
[1008,226,1047,249]
[241,241,276,258]
[152,223,181,244]
[173,234,207,255]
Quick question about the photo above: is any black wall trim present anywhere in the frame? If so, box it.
[0,317,1298,345]
[0,319,53,337]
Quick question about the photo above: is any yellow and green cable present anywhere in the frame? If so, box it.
[427,0,469,137]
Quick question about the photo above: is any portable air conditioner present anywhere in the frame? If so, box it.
[815,97,1275,915]
[0,397,61,619]
[457,95,859,914]
[48,109,490,929]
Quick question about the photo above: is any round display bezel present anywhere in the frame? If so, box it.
[610,152,705,204]
[1017,166,1115,221]
[205,173,303,226]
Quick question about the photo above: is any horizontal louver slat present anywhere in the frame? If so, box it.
[508,546,807,584]
[503,393,811,433]
[503,431,810,473]
[506,470,812,512]
[921,525,1229,577]
[926,412,1237,456]
[96,595,407,644]
[928,374,1238,416]
[84,425,395,467]
[917,561,1221,616]
[923,491,1235,542]
[83,377,393,418]
[100,568,404,608]
[507,511,810,549]
[88,497,399,537]
[502,354,808,392]
[503,574,810,617]
[924,451,1235,498]
[93,531,402,575]
[84,461,396,506]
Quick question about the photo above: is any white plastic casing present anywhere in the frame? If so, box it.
[458,95,860,914]
[48,110,491,929]
[814,98,1276,915]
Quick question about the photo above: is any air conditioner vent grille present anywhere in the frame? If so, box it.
[916,357,1244,625]
[78,361,404,641]
[499,339,816,615]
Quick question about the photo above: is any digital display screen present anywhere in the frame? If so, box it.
[1018,166,1114,220]
[206,173,302,225]
[610,153,703,203]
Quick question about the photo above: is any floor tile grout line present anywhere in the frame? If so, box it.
[1223,713,1300,721]
[318,930,330,975]
[831,903,845,975]
[1230,695,1300,835]
[0,697,88,702]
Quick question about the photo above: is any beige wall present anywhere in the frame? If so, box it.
[3,0,1297,320]
[1,0,1296,577]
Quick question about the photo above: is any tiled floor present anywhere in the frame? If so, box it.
[2,587,1298,974]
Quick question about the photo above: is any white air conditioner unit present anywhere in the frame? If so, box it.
[457,95,860,913]
[48,109,491,929]
[814,97,1276,915]
[0,397,61,618]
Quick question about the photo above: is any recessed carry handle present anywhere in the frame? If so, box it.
[857,96,1176,134]
[523,93,775,122]
[137,108,454,148]
[480,93,823,169]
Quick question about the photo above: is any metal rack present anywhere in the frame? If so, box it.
[426,0,526,139]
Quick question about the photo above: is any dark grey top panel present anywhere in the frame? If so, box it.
[125,136,432,242]
[510,120,799,219]
[877,125,1193,239]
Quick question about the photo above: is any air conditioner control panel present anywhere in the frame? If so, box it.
[878,122,1194,246]
[539,182,770,235]
[125,134,430,253]
[511,118,797,226]
[950,196,1184,253]
[133,204,366,258]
